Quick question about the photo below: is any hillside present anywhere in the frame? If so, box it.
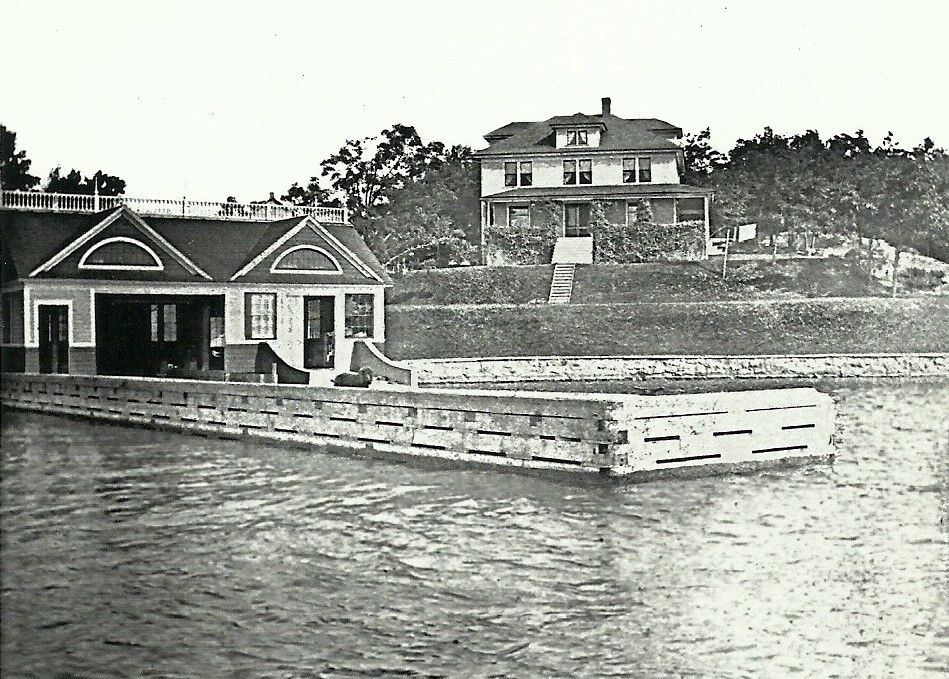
[387,257,948,307]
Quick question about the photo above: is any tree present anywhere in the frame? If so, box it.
[1,125,40,190]
[318,123,452,221]
[281,180,338,207]
[681,128,726,185]
[360,150,479,270]
[863,142,949,294]
[45,166,126,195]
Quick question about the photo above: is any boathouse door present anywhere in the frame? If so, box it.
[38,305,69,374]
[303,296,335,369]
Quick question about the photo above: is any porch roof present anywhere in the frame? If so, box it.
[484,183,714,201]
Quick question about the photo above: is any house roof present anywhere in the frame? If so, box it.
[475,112,684,157]
[485,184,714,200]
[1,207,391,285]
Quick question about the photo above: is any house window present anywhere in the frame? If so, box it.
[271,245,342,273]
[677,197,705,223]
[508,205,530,229]
[578,159,592,184]
[565,203,591,237]
[639,157,651,183]
[623,157,652,183]
[566,130,589,146]
[245,293,277,340]
[565,160,592,185]
[79,236,164,270]
[344,294,374,338]
[504,161,531,187]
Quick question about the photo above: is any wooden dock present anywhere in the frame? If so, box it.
[0,373,835,480]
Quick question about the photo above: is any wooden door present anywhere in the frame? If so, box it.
[38,305,69,374]
[303,296,335,369]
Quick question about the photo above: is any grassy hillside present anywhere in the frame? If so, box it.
[384,297,949,359]
[387,258,945,306]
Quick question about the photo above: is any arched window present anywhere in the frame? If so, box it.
[270,245,342,274]
[78,237,164,270]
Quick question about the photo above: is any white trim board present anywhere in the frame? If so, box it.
[29,205,212,280]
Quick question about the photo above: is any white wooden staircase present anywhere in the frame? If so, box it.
[548,263,576,304]
[547,236,592,304]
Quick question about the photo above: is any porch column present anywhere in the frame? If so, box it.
[480,200,488,265]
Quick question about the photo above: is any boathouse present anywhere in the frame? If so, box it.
[0,191,391,384]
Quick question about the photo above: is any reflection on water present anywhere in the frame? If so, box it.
[1,379,947,677]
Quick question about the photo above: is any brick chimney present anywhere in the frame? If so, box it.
[601,97,611,116]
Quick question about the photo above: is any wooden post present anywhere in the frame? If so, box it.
[721,227,732,279]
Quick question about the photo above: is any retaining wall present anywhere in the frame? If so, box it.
[1,372,835,481]
[408,353,949,385]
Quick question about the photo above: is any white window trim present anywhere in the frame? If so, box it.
[270,245,343,274]
[566,129,589,147]
[78,236,164,271]
[562,159,593,186]
[623,157,653,185]
[504,161,532,187]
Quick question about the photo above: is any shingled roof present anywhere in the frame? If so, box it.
[1,207,392,285]
[475,112,683,156]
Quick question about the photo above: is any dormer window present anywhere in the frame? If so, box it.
[504,161,532,187]
[566,130,589,146]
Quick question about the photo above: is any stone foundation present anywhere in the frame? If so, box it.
[409,353,949,385]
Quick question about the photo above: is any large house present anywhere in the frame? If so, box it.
[0,191,390,383]
[474,97,714,266]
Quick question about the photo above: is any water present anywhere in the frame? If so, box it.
[1,380,947,678]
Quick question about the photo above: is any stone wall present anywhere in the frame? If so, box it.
[409,353,949,385]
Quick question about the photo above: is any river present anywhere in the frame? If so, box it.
[1,379,947,677]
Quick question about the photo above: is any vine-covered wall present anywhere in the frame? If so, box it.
[485,200,561,265]
[593,200,706,263]
[486,199,706,264]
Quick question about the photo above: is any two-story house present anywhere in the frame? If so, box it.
[474,97,713,267]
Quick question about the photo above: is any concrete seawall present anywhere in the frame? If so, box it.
[1,373,834,481]
[408,353,949,385]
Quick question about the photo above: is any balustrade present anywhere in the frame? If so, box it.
[1,190,346,223]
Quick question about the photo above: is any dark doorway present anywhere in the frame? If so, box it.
[38,305,69,374]
[303,296,335,369]
[95,294,224,377]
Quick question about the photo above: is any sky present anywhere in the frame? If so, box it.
[5,0,948,201]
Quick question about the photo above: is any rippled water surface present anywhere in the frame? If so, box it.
[2,380,948,677]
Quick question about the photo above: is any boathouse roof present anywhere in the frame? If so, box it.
[1,205,391,285]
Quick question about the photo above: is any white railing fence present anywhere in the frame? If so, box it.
[0,190,347,223]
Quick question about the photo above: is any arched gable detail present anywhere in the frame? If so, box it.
[78,236,164,271]
[270,244,343,274]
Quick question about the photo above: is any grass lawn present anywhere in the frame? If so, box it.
[384,297,949,360]
[386,257,938,307]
